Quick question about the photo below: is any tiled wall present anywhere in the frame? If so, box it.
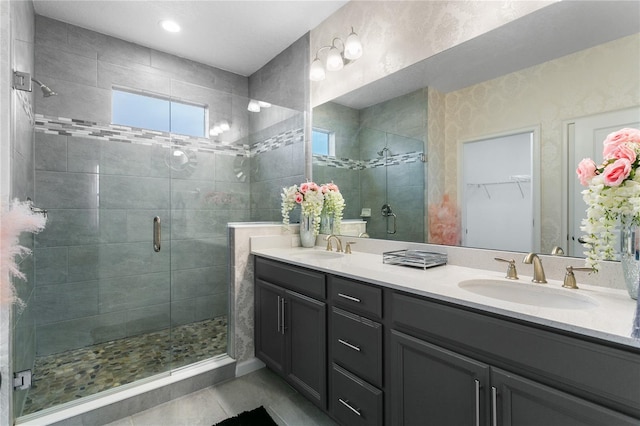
[312,101,361,220]
[30,15,304,356]
[312,89,427,241]
[10,0,36,417]
[248,34,309,222]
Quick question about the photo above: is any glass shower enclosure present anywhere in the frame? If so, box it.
[15,84,248,416]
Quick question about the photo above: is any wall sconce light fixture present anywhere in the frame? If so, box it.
[310,27,363,81]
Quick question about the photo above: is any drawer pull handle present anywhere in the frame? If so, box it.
[280,297,286,335]
[277,296,281,333]
[338,339,361,352]
[338,398,361,416]
[338,293,361,303]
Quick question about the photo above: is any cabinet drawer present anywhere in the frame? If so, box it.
[330,276,382,319]
[255,257,325,300]
[332,307,383,388]
[331,364,383,426]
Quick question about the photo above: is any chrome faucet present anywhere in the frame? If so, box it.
[326,234,343,252]
[523,253,547,283]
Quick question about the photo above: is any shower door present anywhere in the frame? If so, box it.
[19,87,234,417]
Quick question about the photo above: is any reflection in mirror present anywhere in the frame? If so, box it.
[461,130,537,252]
[311,1,640,257]
[312,90,427,242]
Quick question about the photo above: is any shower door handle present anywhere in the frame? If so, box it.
[153,216,161,252]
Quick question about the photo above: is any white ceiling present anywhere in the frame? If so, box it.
[32,0,349,76]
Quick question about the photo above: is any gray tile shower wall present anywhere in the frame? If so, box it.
[248,33,310,222]
[312,90,427,241]
[32,15,252,356]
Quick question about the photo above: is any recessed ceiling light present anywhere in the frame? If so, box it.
[160,20,181,33]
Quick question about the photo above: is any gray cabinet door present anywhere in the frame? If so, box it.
[492,368,640,426]
[390,329,490,426]
[286,289,327,410]
[255,279,286,374]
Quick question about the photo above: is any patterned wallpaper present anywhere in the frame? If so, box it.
[432,33,640,252]
[310,0,553,106]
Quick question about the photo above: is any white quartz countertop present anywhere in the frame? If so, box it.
[251,246,640,350]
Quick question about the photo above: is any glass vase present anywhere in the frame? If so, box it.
[620,215,639,300]
[299,212,316,248]
[320,213,334,235]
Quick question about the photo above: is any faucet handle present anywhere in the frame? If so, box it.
[345,241,356,254]
[563,266,595,289]
[495,257,519,280]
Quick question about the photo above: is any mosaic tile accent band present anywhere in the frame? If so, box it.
[249,128,305,156]
[35,114,302,157]
[313,151,425,170]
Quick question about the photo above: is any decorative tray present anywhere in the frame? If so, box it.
[382,250,447,270]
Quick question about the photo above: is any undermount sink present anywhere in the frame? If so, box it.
[458,279,598,310]
[291,250,344,260]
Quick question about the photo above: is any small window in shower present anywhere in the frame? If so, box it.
[112,88,207,138]
[312,128,335,156]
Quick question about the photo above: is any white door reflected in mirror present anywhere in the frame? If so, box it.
[461,130,538,252]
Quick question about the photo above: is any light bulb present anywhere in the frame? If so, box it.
[160,20,181,33]
[309,57,326,81]
[326,46,344,71]
[344,29,363,60]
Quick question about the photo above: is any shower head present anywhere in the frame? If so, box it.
[31,78,57,97]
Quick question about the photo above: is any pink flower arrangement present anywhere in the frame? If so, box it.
[576,127,640,270]
[281,181,326,236]
[577,128,640,188]
[281,181,345,237]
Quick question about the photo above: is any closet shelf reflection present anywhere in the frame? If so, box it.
[467,175,531,199]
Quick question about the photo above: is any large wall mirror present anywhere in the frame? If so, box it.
[311,0,640,257]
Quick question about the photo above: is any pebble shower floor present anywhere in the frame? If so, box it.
[21,317,227,415]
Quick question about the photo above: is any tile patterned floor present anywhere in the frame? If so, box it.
[105,368,338,426]
[22,317,228,415]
